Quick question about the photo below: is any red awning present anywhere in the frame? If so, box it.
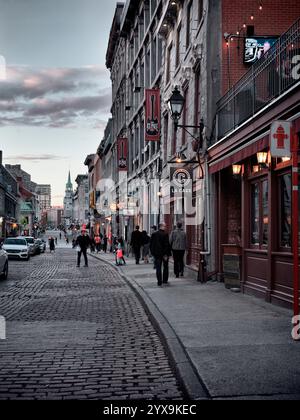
[209,135,269,174]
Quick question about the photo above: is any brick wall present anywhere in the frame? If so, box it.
[222,0,300,94]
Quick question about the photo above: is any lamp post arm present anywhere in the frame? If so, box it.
[175,125,200,141]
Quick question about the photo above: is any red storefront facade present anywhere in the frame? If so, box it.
[209,16,300,309]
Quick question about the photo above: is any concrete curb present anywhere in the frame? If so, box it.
[91,253,210,400]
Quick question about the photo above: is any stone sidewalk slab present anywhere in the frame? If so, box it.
[94,251,300,400]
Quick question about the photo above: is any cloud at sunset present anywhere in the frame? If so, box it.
[5,154,69,162]
[0,65,111,128]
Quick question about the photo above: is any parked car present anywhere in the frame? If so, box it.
[2,238,30,261]
[0,245,8,279]
[18,236,39,256]
[35,239,46,254]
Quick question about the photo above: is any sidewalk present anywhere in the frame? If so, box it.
[93,251,300,400]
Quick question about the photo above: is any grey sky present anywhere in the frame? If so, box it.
[0,0,117,67]
[0,0,119,205]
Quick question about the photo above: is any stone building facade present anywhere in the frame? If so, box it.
[0,151,19,239]
[63,171,73,227]
[72,175,89,228]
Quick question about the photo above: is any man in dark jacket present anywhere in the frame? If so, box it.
[150,223,171,286]
[130,226,143,264]
[170,221,187,278]
[76,230,91,267]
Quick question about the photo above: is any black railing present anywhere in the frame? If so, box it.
[216,18,300,141]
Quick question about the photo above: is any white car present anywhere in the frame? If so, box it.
[17,236,37,256]
[3,238,30,261]
[0,246,8,280]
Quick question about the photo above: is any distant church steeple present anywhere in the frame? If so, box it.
[66,171,73,191]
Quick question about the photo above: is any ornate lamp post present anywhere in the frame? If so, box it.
[167,86,207,283]
[167,86,205,177]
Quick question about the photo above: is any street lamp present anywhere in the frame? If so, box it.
[167,86,205,177]
[167,86,207,283]
[167,86,185,125]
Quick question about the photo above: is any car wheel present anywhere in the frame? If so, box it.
[0,262,8,280]
[26,256,30,261]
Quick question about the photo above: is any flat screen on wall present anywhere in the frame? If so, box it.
[244,37,279,64]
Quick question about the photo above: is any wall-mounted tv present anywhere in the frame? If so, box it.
[244,37,279,64]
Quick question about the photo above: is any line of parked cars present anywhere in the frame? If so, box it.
[0,236,46,281]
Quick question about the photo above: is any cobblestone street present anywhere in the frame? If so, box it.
[0,249,183,400]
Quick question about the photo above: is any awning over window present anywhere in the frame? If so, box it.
[209,136,269,174]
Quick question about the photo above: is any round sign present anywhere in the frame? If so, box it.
[172,169,191,188]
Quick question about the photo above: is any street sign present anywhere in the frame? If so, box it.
[270,120,292,158]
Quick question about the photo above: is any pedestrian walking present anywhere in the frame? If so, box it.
[103,235,108,253]
[150,225,157,269]
[55,237,58,246]
[116,243,125,266]
[150,223,171,287]
[49,237,55,253]
[113,236,118,254]
[115,237,126,265]
[142,230,151,264]
[76,230,91,267]
[59,232,62,240]
[90,237,96,253]
[130,226,143,265]
[95,235,101,253]
[170,221,188,278]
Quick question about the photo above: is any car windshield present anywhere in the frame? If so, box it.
[4,239,27,246]
[24,238,34,244]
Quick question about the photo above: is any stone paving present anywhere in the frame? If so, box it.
[0,249,183,400]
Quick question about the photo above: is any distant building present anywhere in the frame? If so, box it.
[0,151,19,239]
[5,163,41,236]
[84,154,96,235]
[63,171,73,227]
[5,164,37,193]
[73,175,89,228]
[47,207,63,229]
[36,184,51,212]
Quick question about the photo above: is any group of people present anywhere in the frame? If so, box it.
[130,222,187,287]
[73,223,188,287]
[93,234,108,254]
[130,228,151,265]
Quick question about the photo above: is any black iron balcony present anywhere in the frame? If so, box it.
[216,18,300,141]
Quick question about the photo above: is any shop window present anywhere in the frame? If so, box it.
[280,173,292,248]
[186,1,193,49]
[198,0,203,23]
[182,86,189,146]
[262,180,269,245]
[176,24,182,69]
[250,179,269,248]
[251,183,259,246]
[163,114,169,162]
[166,43,173,85]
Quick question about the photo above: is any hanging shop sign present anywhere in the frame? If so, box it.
[270,120,292,158]
[170,167,193,196]
[117,138,128,172]
[244,36,278,64]
[145,89,161,142]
